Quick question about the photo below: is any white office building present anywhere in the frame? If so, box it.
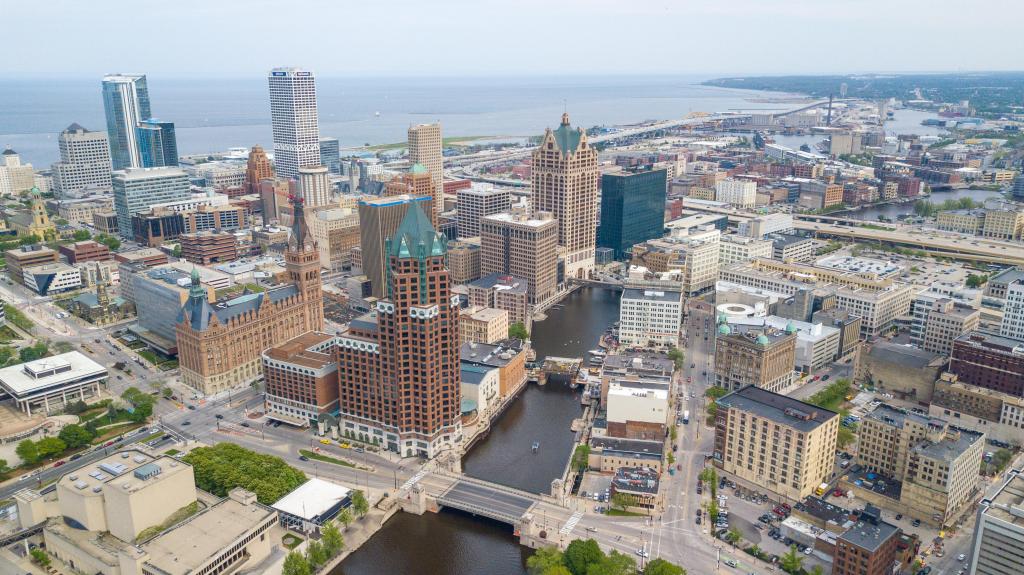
[719,234,774,265]
[968,468,1024,575]
[1001,280,1024,342]
[112,167,191,238]
[0,352,108,415]
[51,123,113,198]
[618,287,683,347]
[268,67,320,180]
[715,178,757,208]
[298,165,332,208]
[457,183,512,238]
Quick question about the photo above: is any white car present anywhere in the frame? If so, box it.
[635,549,649,558]
[958,554,966,561]
[803,547,812,555]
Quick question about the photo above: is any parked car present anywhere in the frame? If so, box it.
[912,519,921,527]
[240,422,250,428]
[299,455,309,461]
[215,414,224,419]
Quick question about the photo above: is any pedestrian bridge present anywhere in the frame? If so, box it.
[436,479,538,525]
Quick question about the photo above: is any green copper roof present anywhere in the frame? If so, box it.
[410,163,428,174]
[388,202,445,259]
[718,323,731,336]
[552,112,582,154]
[786,321,797,334]
[756,334,770,345]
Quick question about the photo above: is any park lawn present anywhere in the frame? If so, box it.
[299,449,356,468]
[605,509,646,517]
[91,422,146,444]
[165,449,180,456]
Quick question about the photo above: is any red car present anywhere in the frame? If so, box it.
[833,488,844,497]
[53,460,66,467]
[104,441,115,447]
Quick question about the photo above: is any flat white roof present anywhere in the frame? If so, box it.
[271,477,351,521]
[0,352,107,397]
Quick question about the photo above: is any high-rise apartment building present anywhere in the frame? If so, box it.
[715,320,797,393]
[456,183,512,238]
[480,210,558,307]
[112,167,190,238]
[713,385,839,501]
[136,119,179,167]
[1001,280,1024,341]
[532,113,598,280]
[598,167,668,260]
[0,149,36,196]
[357,194,433,298]
[268,67,320,179]
[337,204,461,458]
[715,178,757,208]
[51,123,112,197]
[298,165,332,208]
[262,331,339,426]
[102,74,151,170]
[968,468,1024,575]
[244,145,274,194]
[311,207,360,272]
[407,123,443,218]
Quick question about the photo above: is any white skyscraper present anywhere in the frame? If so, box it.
[1000,279,1024,341]
[298,165,331,208]
[268,67,320,180]
[51,123,113,197]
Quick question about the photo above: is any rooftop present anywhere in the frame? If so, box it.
[981,468,1024,530]
[611,467,660,495]
[468,272,529,295]
[864,403,945,431]
[717,385,838,433]
[954,331,1024,355]
[839,515,900,553]
[460,339,525,368]
[867,342,943,370]
[57,450,189,494]
[0,351,106,397]
[912,428,984,463]
[271,477,351,521]
[262,332,336,370]
[483,211,556,229]
[621,287,683,303]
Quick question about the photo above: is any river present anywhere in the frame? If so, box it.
[841,188,1005,221]
[335,287,621,575]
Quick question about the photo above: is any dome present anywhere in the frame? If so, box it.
[717,313,728,324]
[718,323,731,336]
[756,334,770,345]
[786,321,797,334]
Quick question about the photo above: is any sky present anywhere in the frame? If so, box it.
[7,0,1024,78]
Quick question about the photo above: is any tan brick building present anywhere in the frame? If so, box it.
[407,123,443,219]
[447,240,481,284]
[714,322,797,393]
[480,210,558,307]
[459,306,509,345]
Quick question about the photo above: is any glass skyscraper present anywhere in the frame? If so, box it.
[597,166,668,260]
[136,119,179,167]
[102,74,151,170]
[319,137,341,174]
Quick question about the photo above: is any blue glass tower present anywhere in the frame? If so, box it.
[136,119,179,167]
[319,137,341,174]
[597,166,667,260]
[102,74,151,170]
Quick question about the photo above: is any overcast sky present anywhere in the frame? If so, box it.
[8,0,1024,78]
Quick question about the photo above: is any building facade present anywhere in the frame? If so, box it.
[456,183,511,238]
[357,194,433,298]
[102,74,151,170]
[112,167,190,238]
[618,287,683,347]
[262,331,339,426]
[480,210,558,307]
[968,468,1024,575]
[598,167,667,260]
[51,123,112,197]
[136,119,178,167]
[268,67,320,179]
[407,123,444,218]
[715,320,797,393]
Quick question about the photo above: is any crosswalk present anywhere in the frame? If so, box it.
[400,469,427,491]
[560,511,584,535]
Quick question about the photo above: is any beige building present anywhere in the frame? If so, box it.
[456,183,511,238]
[532,113,598,280]
[631,226,720,296]
[937,210,986,235]
[17,449,276,575]
[312,207,360,271]
[468,272,532,332]
[981,208,1024,240]
[447,239,481,284]
[58,195,115,225]
[480,210,558,307]
[853,404,984,527]
[920,298,980,356]
[714,385,840,501]
[408,123,443,218]
[930,373,1024,447]
[459,306,509,345]
[715,322,797,393]
[719,234,774,265]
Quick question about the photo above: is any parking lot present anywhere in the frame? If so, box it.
[579,472,614,513]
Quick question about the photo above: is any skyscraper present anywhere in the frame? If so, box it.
[51,123,112,198]
[337,203,461,458]
[532,113,599,280]
[357,194,434,298]
[480,210,558,306]
[456,183,511,238]
[268,67,320,179]
[598,167,667,259]
[319,137,341,174]
[136,119,179,167]
[244,145,274,194]
[407,123,443,217]
[102,74,151,170]
[112,167,190,238]
[297,165,331,208]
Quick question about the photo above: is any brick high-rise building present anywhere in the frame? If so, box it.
[262,331,339,426]
[176,195,323,394]
[245,145,273,194]
[949,331,1024,398]
[532,113,598,280]
[407,123,443,219]
[337,203,461,458]
[179,231,239,265]
[714,320,797,393]
[480,210,558,307]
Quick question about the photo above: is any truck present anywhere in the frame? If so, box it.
[815,482,829,497]
[682,410,690,424]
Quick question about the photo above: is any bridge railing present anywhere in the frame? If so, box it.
[434,469,549,503]
[435,496,524,525]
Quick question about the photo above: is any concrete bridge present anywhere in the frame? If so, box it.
[436,480,538,525]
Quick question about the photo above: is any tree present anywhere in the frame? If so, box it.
[0,346,14,367]
[837,426,855,449]
[172,244,182,258]
[121,387,155,421]
[19,234,40,246]
[586,550,636,575]
[306,539,327,568]
[780,545,804,574]
[72,229,91,241]
[321,520,344,557]
[707,500,719,524]
[966,273,988,288]
[351,489,369,517]
[543,567,573,575]
[338,508,353,530]
[508,322,530,340]
[36,437,66,459]
[643,558,685,575]
[527,546,565,575]
[726,527,742,548]
[571,445,591,471]
[95,233,122,251]
[610,492,634,512]
[161,386,174,398]
[749,545,762,558]
[29,549,50,568]
[19,342,49,363]
[16,439,39,465]
[809,566,825,575]
[565,538,604,575]
[59,424,94,448]
[666,347,684,370]
[182,443,306,504]
[282,550,311,575]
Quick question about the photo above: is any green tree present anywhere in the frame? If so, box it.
[643,558,685,575]
[809,566,825,575]
[0,346,14,366]
[72,229,91,241]
[527,546,565,575]
[351,489,369,517]
[95,233,122,251]
[586,550,636,575]
[29,548,50,568]
[704,386,729,400]
[565,538,604,575]
[571,445,591,471]
[282,550,311,575]
[610,492,634,512]
[321,520,344,557]
[780,545,804,574]
[726,527,742,547]
[19,234,40,246]
[966,273,988,288]
[16,439,39,465]
[172,244,182,258]
[59,424,94,448]
[36,437,66,459]
[543,567,573,575]
[338,508,353,530]
[19,342,49,363]
[161,386,174,398]
[508,322,530,340]
[749,545,762,558]
[121,387,155,421]
[707,500,719,524]
[0,458,9,475]
[837,426,855,449]
[306,539,327,568]
[666,347,685,370]
[182,443,306,504]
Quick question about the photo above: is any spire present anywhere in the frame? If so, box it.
[189,267,205,299]
[288,193,312,250]
[388,202,442,258]
[561,111,570,126]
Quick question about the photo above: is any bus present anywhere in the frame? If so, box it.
[682,410,690,424]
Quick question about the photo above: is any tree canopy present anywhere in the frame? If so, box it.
[182,443,306,504]
[509,322,530,340]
